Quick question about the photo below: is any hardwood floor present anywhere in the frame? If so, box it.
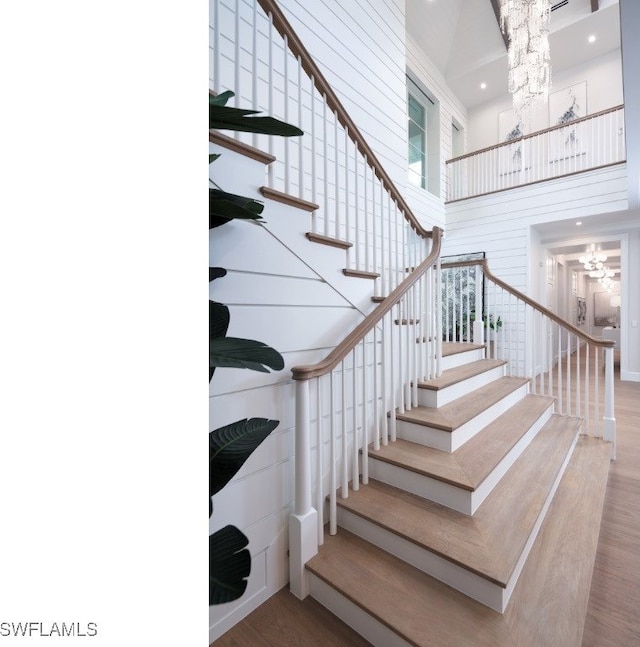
[581,361,640,647]
[212,359,640,647]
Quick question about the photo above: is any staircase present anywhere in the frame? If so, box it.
[210,1,617,644]
[302,341,611,646]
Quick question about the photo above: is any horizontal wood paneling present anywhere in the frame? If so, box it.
[210,271,347,307]
[443,165,629,291]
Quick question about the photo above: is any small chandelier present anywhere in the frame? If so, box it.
[579,251,607,271]
[589,268,615,280]
[500,0,552,129]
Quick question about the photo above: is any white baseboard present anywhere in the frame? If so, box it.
[620,370,640,382]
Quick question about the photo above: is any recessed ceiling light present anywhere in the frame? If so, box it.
[480,82,487,90]
[588,34,596,43]
[576,221,582,226]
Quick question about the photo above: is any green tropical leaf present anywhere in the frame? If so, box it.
[209,90,235,107]
[209,337,284,373]
[209,301,230,382]
[209,525,251,605]
[209,153,221,164]
[209,301,230,340]
[210,418,279,496]
[209,188,265,229]
[209,267,227,282]
[209,104,304,136]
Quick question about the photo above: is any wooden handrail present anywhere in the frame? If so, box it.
[446,104,625,164]
[256,0,431,240]
[442,259,615,348]
[292,227,443,380]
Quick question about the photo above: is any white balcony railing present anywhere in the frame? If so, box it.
[446,105,626,202]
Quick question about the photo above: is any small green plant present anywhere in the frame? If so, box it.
[483,314,503,332]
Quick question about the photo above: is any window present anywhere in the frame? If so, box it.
[452,120,464,159]
[407,76,440,196]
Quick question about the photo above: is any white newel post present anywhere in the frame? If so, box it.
[290,378,319,599]
[473,265,484,345]
[603,346,617,460]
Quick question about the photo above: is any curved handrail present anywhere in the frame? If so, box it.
[256,0,431,240]
[442,259,615,348]
[292,227,443,380]
[446,104,624,164]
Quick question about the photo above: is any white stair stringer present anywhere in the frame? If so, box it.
[469,403,554,514]
[260,199,383,316]
[418,363,506,408]
[210,143,385,317]
[367,397,553,514]
[337,423,579,613]
[500,427,580,607]
[395,382,529,452]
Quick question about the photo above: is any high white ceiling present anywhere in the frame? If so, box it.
[406,0,627,264]
[407,0,622,111]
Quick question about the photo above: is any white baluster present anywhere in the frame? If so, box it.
[361,339,369,485]
[351,348,359,492]
[316,377,323,545]
[603,346,616,459]
[283,36,290,193]
[329,372,336,535]
[310,79,317,232]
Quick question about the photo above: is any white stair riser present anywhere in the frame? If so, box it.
[368,402,553,515]
[441,348,484,371]
[309,574,411,647]
[395,383,529,452]
[367,458,474,514]
[418,365,506,408]
[470,404,554,514]
[336,508,506,612]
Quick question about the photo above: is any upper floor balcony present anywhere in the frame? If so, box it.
[446,105,626,203]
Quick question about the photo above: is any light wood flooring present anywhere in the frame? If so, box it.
[212,353,640,647]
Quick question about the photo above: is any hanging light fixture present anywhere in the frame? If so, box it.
[589,267,615,280]
[579,251,607,271]
[500,0,552,130]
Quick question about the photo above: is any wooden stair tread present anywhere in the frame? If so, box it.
[395,376,529,432]
[442,342,484,357]
[209,130,276,165]
[369,394,555,491]
[308,437,610,646]
[342,268,380,279]
[418,358,506,391]
[337,414,580,586]
[305,232,353,249]
[259,186,319,212]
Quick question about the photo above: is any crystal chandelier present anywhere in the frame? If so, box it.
[500,0,551,129]
[589,267,615,280]
[579,251,607,271]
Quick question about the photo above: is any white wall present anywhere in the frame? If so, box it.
[264,0,408,191]
[405,33,467,230]
[622,224,640,381]
[466,49,624,152]
[443,165,628,291]
[208,145,369,640]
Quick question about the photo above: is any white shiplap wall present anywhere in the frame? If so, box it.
[405,32,468,230]
[443,164,629,291]
[209,1,419,637]
[209,147,367,640]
